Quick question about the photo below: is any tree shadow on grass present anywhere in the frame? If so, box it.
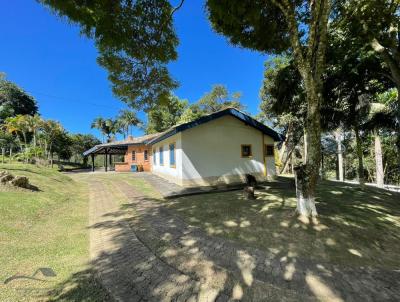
[45,268,112,302]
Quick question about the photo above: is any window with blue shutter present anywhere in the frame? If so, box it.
[159,146,164,165]
[169,143,176,167]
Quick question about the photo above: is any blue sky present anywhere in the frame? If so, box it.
[0,0,269,139]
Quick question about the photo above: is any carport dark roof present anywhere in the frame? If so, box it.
[147,108,284,145]
[83,133,160,156]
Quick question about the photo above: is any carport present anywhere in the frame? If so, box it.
[83,142,129,172]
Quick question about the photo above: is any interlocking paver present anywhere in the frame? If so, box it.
[82,174,400,302]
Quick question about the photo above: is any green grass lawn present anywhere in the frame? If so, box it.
[166,178,400,269]
[0,164,110,302]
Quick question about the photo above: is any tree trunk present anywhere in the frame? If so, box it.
[335,129,344,181]
[295,164,318,217]
[295,83,321,217]
[274,0,330,217]
[279,123,292,163]
[279,147,294,174]
[303,130,308,162]
[373,129,384,188]
[354,126,365,185]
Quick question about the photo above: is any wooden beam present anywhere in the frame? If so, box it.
[105,149,108,172]
[91,154,95,172]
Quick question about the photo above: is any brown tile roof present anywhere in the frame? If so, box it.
[100,133,161,146]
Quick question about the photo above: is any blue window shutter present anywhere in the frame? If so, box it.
[169,143,175,166]
[159,146,163,165]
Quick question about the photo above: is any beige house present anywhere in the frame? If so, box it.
[148,108,282,187]
[84,108,282,187]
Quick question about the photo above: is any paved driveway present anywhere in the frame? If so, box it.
[74,173,400,302]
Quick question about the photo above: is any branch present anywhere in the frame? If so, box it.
[270,0,306,74]
[307,0,331,79]
[371,38,400,86]
[171,0,185,17]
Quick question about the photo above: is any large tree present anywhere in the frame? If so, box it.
[117,109,141,139]
[207,0,331,216]
[342,0,400,105]
[69,133,101,166]
[146,94,188,134]
[0,77,38,123]
[179,84,245,123]
[39,0,182,110]
[324,26,393,185]
[259,56,305,173]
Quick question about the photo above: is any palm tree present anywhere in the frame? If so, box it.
[3,115,31,162]
[41,120,63,166]
[117,110,140,138]
[104,118,117,142]
[91,117,106,143]
[25,114,42,151]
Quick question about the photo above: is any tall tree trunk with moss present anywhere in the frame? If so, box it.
[295,77,323,217]
[281,0,331,217]
[373,129,384,188]
[207,0,331,217]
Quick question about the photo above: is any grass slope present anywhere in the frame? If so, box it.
[0,164,110,302]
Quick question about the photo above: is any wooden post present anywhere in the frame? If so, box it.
[105,150,108,172]
[9,148,12,163]
[1,148,4,164]
[91,154,95,172]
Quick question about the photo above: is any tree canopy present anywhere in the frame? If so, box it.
[179,84,244,123]
[39,0,181,110]
[0,77,38,123]
[146,94,188,134]
[207,0,332,216]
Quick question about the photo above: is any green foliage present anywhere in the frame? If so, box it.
[52,130,73,160]
[146,94,188,134]
[2,114,66,163]
[259,56,304,130]
[335,0,400,132]
[69,134,101,166]
[145,85,245,133]
[39,0,180,110]
[178,84,245,124]
[91,117,119,142]
[206,1,289,54]
[195,84,244,114]
[0,77,38,123]
[178,106,203,124]
[116,109,141,138]
[324,26,392,131]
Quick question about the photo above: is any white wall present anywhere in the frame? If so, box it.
[151,133,183,184]
[179,115,276,186]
